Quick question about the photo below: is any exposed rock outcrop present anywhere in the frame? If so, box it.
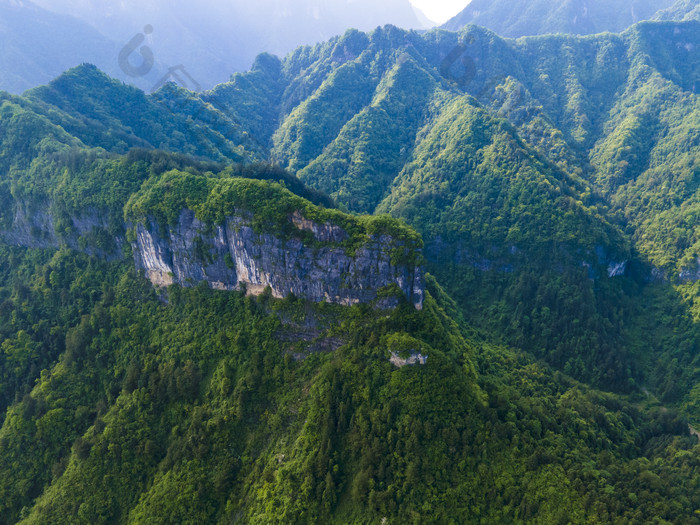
[679,258,700,283]
[2,200,424,309]
[132,209,424,309]
[3,201,124,259]
[607,261,627,278]
[3,201,59,249]
[389,351,428,367]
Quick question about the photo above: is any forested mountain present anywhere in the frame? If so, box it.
[20,64,265,161]
[0,147,698,523]
[186,21,700,398]
[2,19,699,402]
[1,15,700,525]
[442,0,679,35]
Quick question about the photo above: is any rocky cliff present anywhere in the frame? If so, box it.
[1,190,425,310]
[2,200,125,259]
[132,209,424,309]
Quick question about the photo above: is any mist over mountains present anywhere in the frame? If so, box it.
[443,0,700,35]
[0,0,122,93]
[4,0,699,95]
[0,0,432,94]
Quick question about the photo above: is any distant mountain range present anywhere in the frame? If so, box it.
[5,0,700,95]
[0,0,431,94]
[443,0,699,35]
[0,0,122,93]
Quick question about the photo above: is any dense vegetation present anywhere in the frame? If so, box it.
[0,243,699,523]
[124,170,422,254]
[654,0,700,21]
[187,21,700,405]
[1,15,700,524]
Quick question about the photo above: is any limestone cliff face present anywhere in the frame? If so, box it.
[3,201,59,249]
[132,209,424,309]
[3,201,124,259]
[1,200,424,309]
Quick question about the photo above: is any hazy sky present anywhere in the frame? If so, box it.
[409,0,469,23]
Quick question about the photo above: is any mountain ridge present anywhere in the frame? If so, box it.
[442,0,685,36]
[5,20,699,393]
[1,16,700,524]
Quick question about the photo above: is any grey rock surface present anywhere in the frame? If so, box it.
[679,257,700,282]
[3,201,124,259]
[3,203,426,309]
[132,209,424,309]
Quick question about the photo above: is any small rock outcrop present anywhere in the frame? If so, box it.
[389,351,428,367]
[3,201,124,259]
[679,258,700,283]
[3,201,58,249]
[607,261,627,278]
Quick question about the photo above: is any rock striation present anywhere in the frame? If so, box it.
[2,195,425,310]
[132,209,424,309]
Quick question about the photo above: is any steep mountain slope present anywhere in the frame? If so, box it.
[498,22,700,280]
[442,0,676,35]
[6,19,700,398]
[1,20,700,524]
[15,21,699,397]
[0,149,697,523]
[0,240,696,523]
[0,0,120,94]
[191,22,700,393]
